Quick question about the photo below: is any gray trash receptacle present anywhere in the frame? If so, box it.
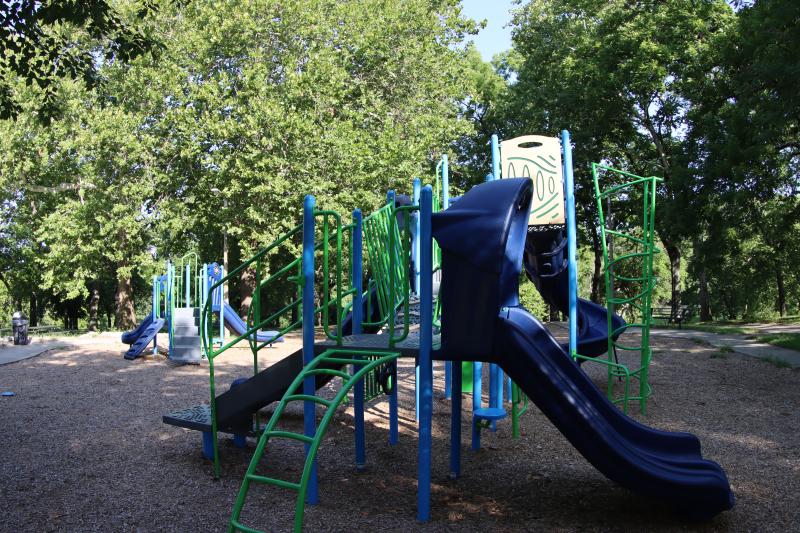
[12,312,29,345]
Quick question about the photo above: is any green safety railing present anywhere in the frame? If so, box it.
[578,164,661,414]
[200,210,359,478]
[362,202,410,332]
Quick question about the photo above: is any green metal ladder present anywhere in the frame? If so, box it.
[228,348,400,533]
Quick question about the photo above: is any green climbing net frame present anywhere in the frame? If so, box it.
[578,164,661,415]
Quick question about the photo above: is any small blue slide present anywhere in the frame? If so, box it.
[523,228,625,358]
[121,314,154,344]
[219,302,283,343]
[123,317,166,360]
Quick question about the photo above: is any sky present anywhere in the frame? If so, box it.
[461,0,516,61]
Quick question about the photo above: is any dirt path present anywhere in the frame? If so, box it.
[1,332,798,532]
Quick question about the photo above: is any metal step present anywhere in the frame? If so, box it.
[172,336,199,348]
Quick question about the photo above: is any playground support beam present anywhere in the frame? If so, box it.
[302,194,319,505]
[352,208,366,471]
[562,130,578,358]
[417,185,433,522]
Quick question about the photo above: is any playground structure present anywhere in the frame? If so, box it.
[121,256,281,364]
[157,132,733,531]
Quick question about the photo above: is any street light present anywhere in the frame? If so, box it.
[210,187,228,302]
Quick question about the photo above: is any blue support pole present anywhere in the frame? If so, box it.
[386,189,399,442]
[352,209,366,471]
[562,130,578,359]
[491,134,500,180]
[412,178,421,297]
[412,178,421,422]
[489,363,498,431]
[302,195,319,505]
[152,275,158,355]
[417,185,433,522]
[219,265,225,344]
[185,263,190,308]
[471,361,482,450]
[449,358,462,479]
[443,155,451,401]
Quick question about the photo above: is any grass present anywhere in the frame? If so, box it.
[761,356,793,369]
[754,333,800,351]
[718,345,734,353]
[656,321,800,352]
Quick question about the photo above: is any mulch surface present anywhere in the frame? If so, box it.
[1,330,798,532]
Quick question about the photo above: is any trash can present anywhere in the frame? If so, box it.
[12,312,29,346]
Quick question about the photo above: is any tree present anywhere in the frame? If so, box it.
[504,0,734,315]
[0,0,158,122]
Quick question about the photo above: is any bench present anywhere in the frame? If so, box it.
[651,306,694,329]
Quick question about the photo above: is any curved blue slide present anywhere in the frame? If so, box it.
[523,227,625,358]
[121,314,153,344]
[219,302,283,343]
[494,306,734,519]
[124,317,165,360]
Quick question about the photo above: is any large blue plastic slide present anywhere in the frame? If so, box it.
[219,302,283,343]
[124,317,165,360]
[495,305,734,519]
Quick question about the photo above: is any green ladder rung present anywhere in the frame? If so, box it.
[246,473,301,491]
[264,430,315,444]
[282,395,332,408]
[323,356,374,366]
[304,368,351,380]
[229,519,266,533]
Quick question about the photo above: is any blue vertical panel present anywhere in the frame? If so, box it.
[562,130,578,358]
[302,195,319,504]
[417,185,433,522]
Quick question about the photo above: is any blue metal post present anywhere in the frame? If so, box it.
[562,130,578,359]
[413,179,422,422]
[412,178,421,296]
[443,155,451,401]
[352,208,366,470]
[449,358,462,479]
[219,265,225,344]
[185,263,190,308]
[471,361,482,450]
[417,185,433,522]
[152,275,158,355]
[491,134,500,180]
[302,195,319,504]
[386,189,399,443]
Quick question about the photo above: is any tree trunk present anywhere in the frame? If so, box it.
[239,266,256,318]
[699,268,712,321]
[88,281,101,331]
[115,271,136,330]
[29,291,38,327]
[663,239,681,321]
[590,227,603,303]
[776,267,786,317]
